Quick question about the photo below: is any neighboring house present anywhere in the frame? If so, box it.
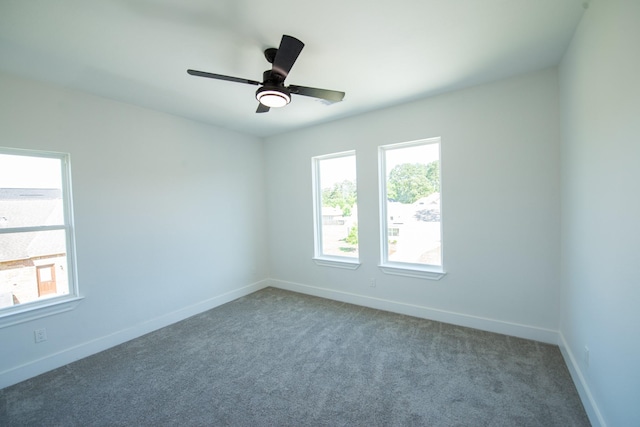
[413,192,441,222]
[322,206,344,225]
[386,193,441,238]
[0,188,69,308]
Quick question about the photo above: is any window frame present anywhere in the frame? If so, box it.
[378,138,446,280]
[0,147,82,328]
[311,150,360,270]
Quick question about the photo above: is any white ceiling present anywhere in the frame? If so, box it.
[0,0,585,137]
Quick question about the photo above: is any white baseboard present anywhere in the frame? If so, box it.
[0,280,269,389]
[558,332,607,427]
[268,279,559,344]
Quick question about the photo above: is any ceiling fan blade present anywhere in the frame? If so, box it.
[256,103,270,113]
[288,85,345,103]
[187,69,261,86]
[271,35,304,79]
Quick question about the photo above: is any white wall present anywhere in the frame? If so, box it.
[265,68,561,343]
[6,8,637,422]
[0,73,269,388]
[559,1,640,426]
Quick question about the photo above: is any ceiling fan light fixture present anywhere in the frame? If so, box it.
[256,86,291,108]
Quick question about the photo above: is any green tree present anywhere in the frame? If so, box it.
[387,161,439,204]
[345,224,358,245]
[322,179,357,215]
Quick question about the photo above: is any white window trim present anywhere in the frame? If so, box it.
[378,137,446,280]
[0,296,84,328]
[312,257,361,270]
[312,150,361,269]
[378,263,445,280]
[0,147,82,328]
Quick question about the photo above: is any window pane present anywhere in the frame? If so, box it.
[383,141,441,266]
[0,149,77,316]
[0,229,70,308]
[0,154,64,228]
[316,154,358,258]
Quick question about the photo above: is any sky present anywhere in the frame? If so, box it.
[384,142,439,173]
[319,154,356,188]
[0,153,62,188]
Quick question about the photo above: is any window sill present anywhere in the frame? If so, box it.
[313,257,361,270]
[378,263,446,280]
[0,296,84,329]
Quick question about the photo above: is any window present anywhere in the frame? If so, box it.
[379,138,445,279]
[312,151,359,269]
[0,148,80,325]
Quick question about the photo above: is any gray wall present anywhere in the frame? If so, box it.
[559,0,640,426]
[264,68,562,342]
[0,73,269,387]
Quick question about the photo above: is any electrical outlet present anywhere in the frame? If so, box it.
[34,328,47,343]
[369,278,376,287]
[584,346,589,368]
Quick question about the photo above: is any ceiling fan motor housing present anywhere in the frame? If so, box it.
[264,47,278,64]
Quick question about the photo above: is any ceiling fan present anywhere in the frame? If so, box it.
[187,35,345,113]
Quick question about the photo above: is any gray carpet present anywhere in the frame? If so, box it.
[1,287,590,426]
